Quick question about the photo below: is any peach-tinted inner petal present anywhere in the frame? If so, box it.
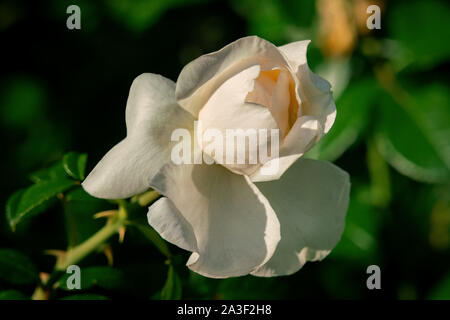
[245,68,299,137]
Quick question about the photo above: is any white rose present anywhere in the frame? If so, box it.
[83,36,350,278]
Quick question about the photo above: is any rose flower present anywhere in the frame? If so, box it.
[83,36,350,278]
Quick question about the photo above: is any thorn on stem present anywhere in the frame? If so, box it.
[93,210,118,219]
[118,226,126,243]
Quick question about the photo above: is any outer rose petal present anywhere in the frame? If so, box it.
[176,36,289,117]
[82,73,195,199]
[278,41,336,134]
[251,158,350,277]
[148,160,281,278]
[147,197,198,253]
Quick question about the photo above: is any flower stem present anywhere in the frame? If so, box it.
[134,190,160,207]
[55,220,121,271]
[55,204,128,271]
[32,203,129,300]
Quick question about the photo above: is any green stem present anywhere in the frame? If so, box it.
[55,204,127,271]
[367,139,391,208]
[134,190,160,207]
[31,203,128,300]
[55,220,122,271]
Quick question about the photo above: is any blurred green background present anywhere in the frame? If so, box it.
[0,0,449,300]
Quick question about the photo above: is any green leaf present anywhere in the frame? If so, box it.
[57,266,125,291]
[5,189,26,230]
[6,178,77,230]
[63,152,88,180]
[217,276,283,299]
[230,0,315,43]
[388,0,450,70]
[106,0,205,32]
[330,184,381,261]
[0,77,46,129]
[132,222,171,258]
[376,85,450,183]
[186,272,218,299]
[160,265,182,300]
[316,58,351,100]
[0,249,39,285]
[367,139,391,208]
[0,290,30,300]
[60,294,109,300]
[428,273,450,300]
[29,161,68,183]
[308,78,377,161]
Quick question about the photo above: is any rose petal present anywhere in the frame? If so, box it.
[249,116,322,182]
[147,197,198,252]
[198,64,279,176]
[176,36,289,117]
[148,160,281,278]
[278,41,336,133]
[250,158,350,276]
[82,73,195,199]
[246,69,298,138]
